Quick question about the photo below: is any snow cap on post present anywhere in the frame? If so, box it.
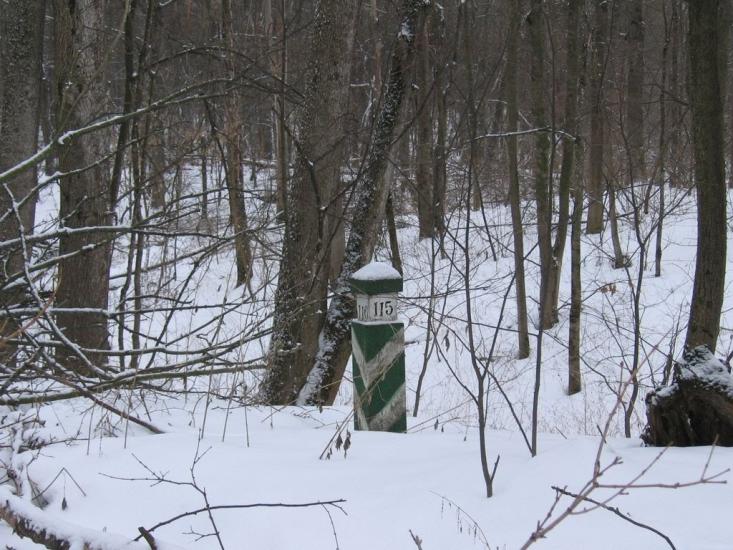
[349,261,403,295]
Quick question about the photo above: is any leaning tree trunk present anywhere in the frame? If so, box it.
[685,0,727,353]
[0,0,44,361]
[54,0,115,373]
[260,0,356,405]
[296,0,430,406]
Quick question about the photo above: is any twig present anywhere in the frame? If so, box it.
[138,526,158,550]
[552,486,676,549]
[409,529,424,550]
[136,499,348,538]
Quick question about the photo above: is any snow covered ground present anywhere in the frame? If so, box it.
[2,402,731,549]
[2,177,732,548]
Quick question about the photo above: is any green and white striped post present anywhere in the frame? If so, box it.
[349,262,406,433]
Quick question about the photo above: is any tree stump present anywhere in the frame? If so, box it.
[642,346,733,446]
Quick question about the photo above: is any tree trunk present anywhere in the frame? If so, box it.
[54,0,114,373]
[0,0,45,361]
[266,0,289,218]
[415,13,434,239]
[296,0,429,405]
[685,0,727,352]
[432,20,447,240]
[385,190,403,275]
[222,0,253,289]
[568,148,583,395]
[586,0,608,234]
[527,0,552,330]
[625,0,646,183]
[544,0,581,329]
[655,6,670,278]
[607,181,628,268]
[260,0,356,404]
[463,5,482,212]
[505,0,529,359]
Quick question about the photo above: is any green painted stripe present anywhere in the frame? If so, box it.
[352,322,404,363]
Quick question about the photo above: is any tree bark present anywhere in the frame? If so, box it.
[625,0,646,182]
[0,0,45,361]
[266,0,289,218]
[543,0,581,328]
[685,0,727,352]
[432,16,447,240]
[222,0,253,289]
[527,0,552,330]
[261,0,356,404]
[586,0,608,234]
[505,0,530,359]
[296,0,429,405]
[643,346,733,446]
[415,12,434,239]
[568,149,583,395]
[54,0,115,373]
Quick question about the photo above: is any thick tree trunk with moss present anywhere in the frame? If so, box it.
[685,0,727,352]
[296,0,430,405]
[261,0,356,404]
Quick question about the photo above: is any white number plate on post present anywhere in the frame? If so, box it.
[356,294,398,322]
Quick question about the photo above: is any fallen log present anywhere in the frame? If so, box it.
[0,487,182,550]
